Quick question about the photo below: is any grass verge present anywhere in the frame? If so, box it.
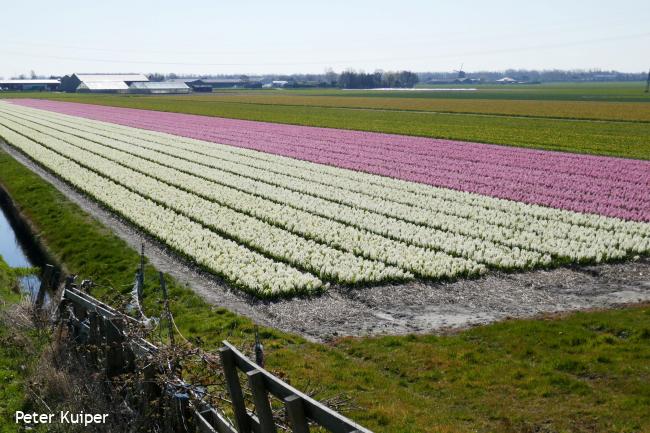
[1,149,649,432]
[0,257,45,433]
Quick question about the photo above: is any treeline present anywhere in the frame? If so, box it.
[337,70,419,89]
[145,70,419,89]
[419,69,648,83]
[141,69,648,88]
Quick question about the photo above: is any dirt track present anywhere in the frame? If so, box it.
[3,142,649,342]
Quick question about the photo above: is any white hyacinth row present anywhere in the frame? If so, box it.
[4,108,645,265]
[8,104,648,251]
[1,103,648,288]
[0,124,321,297]
[71,129,636,261]
[16,103,646,240]
[0,113,484,279]
[0,117,409,285]
[0,111,545,270]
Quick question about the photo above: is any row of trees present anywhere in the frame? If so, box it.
[337,70,419,89]
[419,69,648,83]
[145,70,418,89]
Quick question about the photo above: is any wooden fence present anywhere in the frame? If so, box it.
[58,277,372,433]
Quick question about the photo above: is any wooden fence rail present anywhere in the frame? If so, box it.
[57,277,372,433]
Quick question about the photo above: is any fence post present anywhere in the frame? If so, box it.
[88,312,102,343]
[173,391,191,433]
[284,395,309,433]
[219,347,250,433]
[42,264,54,290]
[137,243,145,302]
[160,273,175,347]
[254,327,265,368]
[247,370,276,433]
[105,317,134,377]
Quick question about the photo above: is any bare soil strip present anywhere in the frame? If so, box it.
[2,141,649,342]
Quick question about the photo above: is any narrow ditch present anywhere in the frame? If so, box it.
[0,184,59,303]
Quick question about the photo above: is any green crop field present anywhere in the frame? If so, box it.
[2,82,649,159]
[165,93,650,122]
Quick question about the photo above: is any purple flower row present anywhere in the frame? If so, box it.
[12,99,650,222]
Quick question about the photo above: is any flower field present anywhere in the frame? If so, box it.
[11,99,650,222]
[0,101,649,297]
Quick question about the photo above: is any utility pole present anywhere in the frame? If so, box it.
[645,68,650,93]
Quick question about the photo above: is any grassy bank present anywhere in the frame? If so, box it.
[2,86,650,160]
[1,149,650,432]
[0,257,43,433]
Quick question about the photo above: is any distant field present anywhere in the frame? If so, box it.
[169,93,650,122]
[2,82,650,159]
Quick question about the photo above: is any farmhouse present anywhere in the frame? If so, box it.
[0,79,60,91]
[128,81,191,94]
[60,73,149,93]
[271,80,289,87]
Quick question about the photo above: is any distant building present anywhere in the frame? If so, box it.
[271,80,289,88]
[129,81,190,94]
[164,78,208,92]
[60,73,149,93]
[0,79,60,91]
[426,77,480,85]
[185,78,263,89]
[76,81,130,93]
[592,74,618,81]
[200,78,246,88]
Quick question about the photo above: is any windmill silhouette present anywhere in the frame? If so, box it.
[454,63,466,79]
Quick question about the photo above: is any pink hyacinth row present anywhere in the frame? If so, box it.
[12,99,650,222]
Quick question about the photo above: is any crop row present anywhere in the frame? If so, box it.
[91,116,650,238]
[4,113,487,279]
[3,106,650,274]
[0,123,321,297]
[8,102,650,238]
[2,103,649,292]
[3,105,649,261]
[0,109,551,270]
[10,99,649,221]
[0,115,413,285]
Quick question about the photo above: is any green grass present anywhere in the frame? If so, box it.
[0,257,43,433]
[327,82,650,102]
[2,83,649,159]
[1,149,650,432]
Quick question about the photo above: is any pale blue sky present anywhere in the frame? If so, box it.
[1,0,648,78]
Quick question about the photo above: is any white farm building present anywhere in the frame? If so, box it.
[60,73,149,93]
[129,81,190,94]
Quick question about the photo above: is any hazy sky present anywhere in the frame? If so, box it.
[1,0,648,78]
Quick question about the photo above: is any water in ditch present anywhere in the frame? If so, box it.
[0,204,49,302]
